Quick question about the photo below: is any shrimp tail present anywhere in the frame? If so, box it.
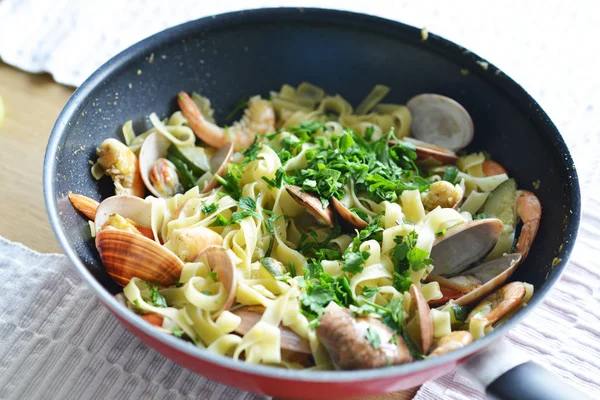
[515,190,541,261]
[178,91,228,149]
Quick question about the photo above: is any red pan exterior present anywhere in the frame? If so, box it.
[111,306,457,399]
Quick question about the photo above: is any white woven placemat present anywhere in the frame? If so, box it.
[0,0,599,398]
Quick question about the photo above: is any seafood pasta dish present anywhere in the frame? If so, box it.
[69,83,541,370]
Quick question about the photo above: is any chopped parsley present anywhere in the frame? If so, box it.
[210,196,262,227]
[172,327,184,337]
[144,282,167,308]
[365,326,381,350]
[225,97,248,121]
[452,305,469,322]
[342,250,370,274]
[208,271,218,282]
[361,286,380,298]
[201,201,218,215]
[442,166,459,184]
[283,125,430,204]
[391,232,433,293]
[262,167,287,188]
[473,212,490,220]
[435,228,447,237]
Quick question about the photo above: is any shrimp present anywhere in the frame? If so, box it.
[467,281,526,327]
[96,139,145,197]
[141,314,164,327]
[515,191,541,261]
[149,158,181,197]
[178,91,275,151]
[482,159,507,176]
[429,331,473,357]
[422,180,463,210]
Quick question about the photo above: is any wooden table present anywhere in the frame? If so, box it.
[0,61,418,400]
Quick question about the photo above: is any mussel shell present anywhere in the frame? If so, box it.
[96,229,184,287]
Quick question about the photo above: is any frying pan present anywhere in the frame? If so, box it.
[44,8,583,400]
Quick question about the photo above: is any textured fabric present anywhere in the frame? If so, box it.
[0,0,599,398]
[0,237,266,400]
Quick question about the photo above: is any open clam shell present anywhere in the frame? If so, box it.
[406,94,474,152]
[285,185,334,227]
[453,253,522,307]
[430,218,504,276]
[139,132,178,198]
[409,284,434,354]
[195,245,237,315]
[403,137,459,164]
[94,194,153,237]
[96,229,184,287]
[331,197,367,230]
[202,142,234,193]
[232,306,312,354]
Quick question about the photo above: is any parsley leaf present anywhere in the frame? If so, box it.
[172,327,184,337]
[225,97,248,121]
[473,212,490,220]
[443,166,459,184]
[144,282,167,308]
[435,228,447,237]
[238,196,257,212]
[365,326,381,350]
[201,201,218,215]
[452,305,469,322]
[361,286,380,298]
[208,271,218,282]
[215,164,243,200]
[262,167,287,188]
[342,250,370,274]
[241,138,260,165]
[406,247,433,271]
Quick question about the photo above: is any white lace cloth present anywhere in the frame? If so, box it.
[0,0,599,398]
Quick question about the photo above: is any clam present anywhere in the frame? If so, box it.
[331,197,367,230]
[452,253,522,307]
[195,245,237,315]
[96,229,184,287]
[232,306,311,354]
[285,185,334,227]
[94,194,153,237]
[202,142,234,193]
[403,137,459,164]
[139,132,181,198]
[430,218,504,276]
[406,93,474,152]
[409,284,434,354]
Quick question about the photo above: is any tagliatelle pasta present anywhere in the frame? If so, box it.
[72,83,541,370]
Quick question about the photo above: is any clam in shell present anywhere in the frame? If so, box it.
[96,229,184,287]
[285,185,334,227]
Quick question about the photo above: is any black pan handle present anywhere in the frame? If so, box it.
[458,339,592,400]
[486,361,592,400]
